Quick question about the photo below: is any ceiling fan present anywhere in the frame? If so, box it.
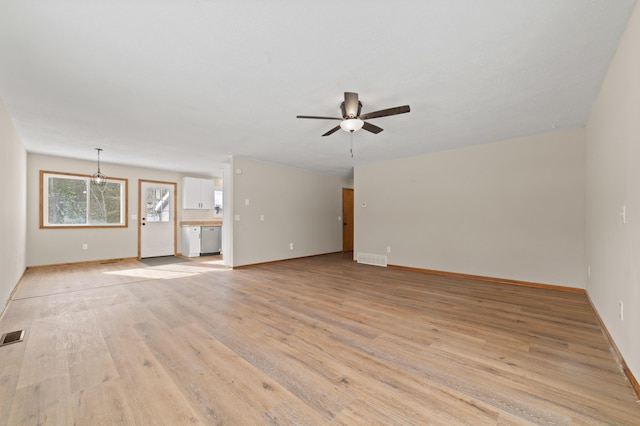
[296,92,410,136]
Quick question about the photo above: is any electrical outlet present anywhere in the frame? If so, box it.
[387,246,391,253]
[587,265,591,277]
[619,301,624,320]
[82,243,88,250]
[289,242,294,251]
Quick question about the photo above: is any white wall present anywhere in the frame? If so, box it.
[27,153,186,266]
[355,128,585,288]
[585,1,640,381]
[27,153,344,269]
[0,98,27,315]
[230,157,344,267]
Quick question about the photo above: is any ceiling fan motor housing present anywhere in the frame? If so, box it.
[341,100,362,119]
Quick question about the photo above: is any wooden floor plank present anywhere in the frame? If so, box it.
[0,253,638,424]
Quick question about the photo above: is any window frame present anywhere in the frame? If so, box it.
[40,170,129,229]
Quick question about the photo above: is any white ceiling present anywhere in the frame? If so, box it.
[0,1,636,178]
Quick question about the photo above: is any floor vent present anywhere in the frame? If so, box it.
[0,330,25,347]
[356,252,388,267]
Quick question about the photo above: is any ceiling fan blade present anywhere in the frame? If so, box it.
[297,115,342,120]
[362,121,383,134]
[322,125,341,137]
[359,105,410,120]
[343,92,360,118]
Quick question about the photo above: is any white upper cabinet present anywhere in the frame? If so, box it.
[182,177,215,209]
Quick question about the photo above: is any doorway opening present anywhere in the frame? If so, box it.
[342,188,354,252]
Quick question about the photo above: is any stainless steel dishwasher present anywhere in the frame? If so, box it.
[200,226,221,255]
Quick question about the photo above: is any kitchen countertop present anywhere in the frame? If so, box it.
[180,221,223,226]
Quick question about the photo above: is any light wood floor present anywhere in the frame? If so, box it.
[0,253,638,425]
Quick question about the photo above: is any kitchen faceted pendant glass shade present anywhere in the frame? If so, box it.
[340,118,364,132]
[91,148,107,186]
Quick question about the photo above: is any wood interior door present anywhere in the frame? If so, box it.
[342,188,354,252]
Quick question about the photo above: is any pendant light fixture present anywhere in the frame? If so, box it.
[91,148,107,186]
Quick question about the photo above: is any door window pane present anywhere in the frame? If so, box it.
[146,187,170,222]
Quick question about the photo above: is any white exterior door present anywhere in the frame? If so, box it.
[140,181,176,258]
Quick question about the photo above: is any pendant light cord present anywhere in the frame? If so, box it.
[92,148,107,190]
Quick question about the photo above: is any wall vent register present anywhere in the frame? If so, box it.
[356,253,388,267]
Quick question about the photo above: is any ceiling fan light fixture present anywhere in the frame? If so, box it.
[340,118,364,133]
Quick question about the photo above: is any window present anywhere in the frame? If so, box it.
[40,171,128,228]
[214,189,223,214]
[145,187,170,222]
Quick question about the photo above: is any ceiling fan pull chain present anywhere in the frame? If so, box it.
[350,131,354,158]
